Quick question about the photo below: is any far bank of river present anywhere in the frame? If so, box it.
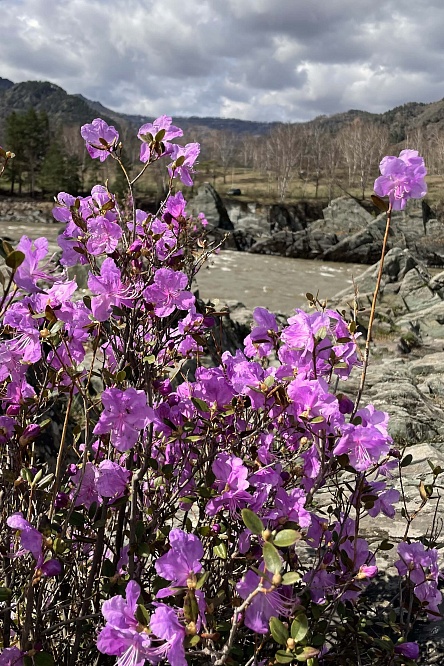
[194,250,366,314]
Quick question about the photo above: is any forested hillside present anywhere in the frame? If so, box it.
[1,77,444,203]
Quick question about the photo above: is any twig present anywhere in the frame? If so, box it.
[352,205,392,416]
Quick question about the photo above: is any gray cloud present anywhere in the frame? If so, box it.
[1,0,444,122]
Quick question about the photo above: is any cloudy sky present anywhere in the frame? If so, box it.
[2,0,444,122]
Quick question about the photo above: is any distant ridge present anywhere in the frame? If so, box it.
[0,78,13,92]
[1,77,444,143]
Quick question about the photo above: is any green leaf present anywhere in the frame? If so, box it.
[241,508,264,535]
[137,543,151,557]
[101,559,115,578]
[270,616,289,645]
[275,650,294,664]
[295,647,319,662]
[187,634,201,647]
[1,240,14,257]
[400,454,413,468]
[213,542,227,559]
[5,250,25,270]
[195,571,209,590]
[371,194,389,212]
[68,511,85,527]
[34,653,56,666]
[0,587,11,601]
[191,397,210,412]
[274,530,301,548]
[263,542,282,574]
[282,572,301,585]
[379,539,394,551]
[291,614,309,642]
[135,603,150,626]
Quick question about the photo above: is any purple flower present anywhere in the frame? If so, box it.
[80,118,119,162]
[13,236,54,293]
[7,513,43,561]
[357,564,378,580]
[7,513,61,577]
[394,642,420,660]
[244,307,278,358]
[155,529,203,597]
[395,542,442,619]
[333,423,391,471]
[165,191,187,219]
[70,462,100,509]
[265,487,311,528]
[374,149,427,211]
[86,216,122,255]
[366,484,400,519]
[88,258,134,321]
[144,268,194,318]
[206,453,252,516]
[167,143,200,187]
[96,460,131,500]
[0,647,24,665]
[97,580,152,665]
[0,416,15,446]
[149,604,187,666]
[138,115,183,162]
[94,387,150,451]
[237,569,294,634]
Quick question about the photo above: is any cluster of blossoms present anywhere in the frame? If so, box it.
[374,149,427,211]
[0,120,439,666]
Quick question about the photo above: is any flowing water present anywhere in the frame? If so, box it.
[194,250,366,314]
[1,220,366,315]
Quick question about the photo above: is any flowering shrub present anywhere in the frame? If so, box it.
[0,120,441,665]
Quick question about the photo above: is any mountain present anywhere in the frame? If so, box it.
[0,78,13,92]
[0,79,277,141]
[1,77,444,143]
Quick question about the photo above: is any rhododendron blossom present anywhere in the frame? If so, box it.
[374,149,427,210]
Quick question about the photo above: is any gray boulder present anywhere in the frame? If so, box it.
[189,182,233,231]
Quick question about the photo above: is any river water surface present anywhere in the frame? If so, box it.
[2,220,366,315]
[194,250,366,314]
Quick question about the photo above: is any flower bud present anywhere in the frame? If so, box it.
[19,424,41,447]
[128,239,143,254]
[262,529,272,541]
[286,638,296,650]
[272,573,282,587]
[186,621,197,636]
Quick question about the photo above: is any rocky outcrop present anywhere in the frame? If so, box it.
[193,190,444,267]
[327,247,444,445]
[188,182,233,231]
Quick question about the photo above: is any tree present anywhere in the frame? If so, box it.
[39,141,81,197]
[266,123,304,201]
[337,118,389,199]
[211,130,238,184]
[5,109,50,195]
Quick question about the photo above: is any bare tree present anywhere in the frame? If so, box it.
[211,130,239,184]
[266,123,304,201]
[337,118,389,199]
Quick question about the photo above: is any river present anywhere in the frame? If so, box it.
[1,220,366,315]
[194,250,366,314]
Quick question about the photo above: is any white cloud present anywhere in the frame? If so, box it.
[1,0,444,121]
